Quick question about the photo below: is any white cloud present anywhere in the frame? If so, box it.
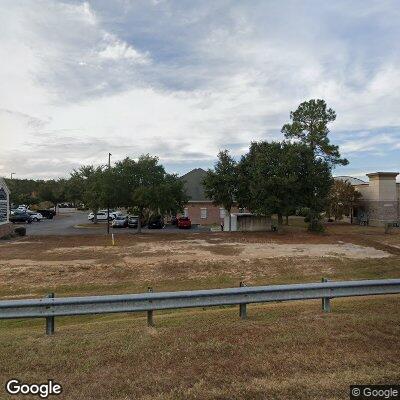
[0,0,400,178]
[340,133,398,153]
[98,34,150,64]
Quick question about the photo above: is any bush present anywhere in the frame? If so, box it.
[14,226,26,236]
[307,218,324,232]
[305,209,325,232]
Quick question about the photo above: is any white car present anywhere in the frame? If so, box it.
[88,211,114,222]
[28,211,43,222]
[99,209,122,219]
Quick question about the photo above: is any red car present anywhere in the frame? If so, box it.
[177,217,191,229]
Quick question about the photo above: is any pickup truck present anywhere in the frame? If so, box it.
[37,209,56,219]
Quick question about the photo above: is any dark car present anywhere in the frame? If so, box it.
[177,216,191,229]
[128,215,139,229]
[147,215,164,229]
[37,209,56,219]
[9,211,33,224]
[170,216,178,225]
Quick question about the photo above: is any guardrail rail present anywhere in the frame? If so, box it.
[0,278,399,335]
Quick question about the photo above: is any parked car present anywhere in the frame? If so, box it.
[170,216,178,225]
[37,209,56,219]
[17,205,28,211]
[177,216,191,229]
[148,215,164,229]
[27,211,43,222]
[9,211,33,224]
[88,211,113,222]
[128,215,139,229]
[99,210,122,219]
[58,203,74,208]
[112,215,128,228]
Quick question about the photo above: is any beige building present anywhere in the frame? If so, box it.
[336,172,400,226]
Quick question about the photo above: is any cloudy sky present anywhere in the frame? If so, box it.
[1,0,399,180]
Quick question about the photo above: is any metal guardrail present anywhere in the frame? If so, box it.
[0,278,399,335]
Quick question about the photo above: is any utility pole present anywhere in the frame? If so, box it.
[10,172,15,179]
[107,153,112,234]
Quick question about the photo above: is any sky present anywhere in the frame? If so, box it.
[0,0,400,181]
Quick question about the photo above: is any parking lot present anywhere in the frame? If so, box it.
[20,209,209,236]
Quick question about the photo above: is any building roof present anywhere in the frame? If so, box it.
[180,168,209,201]
[366,172,399,178]
[334,176,368,185]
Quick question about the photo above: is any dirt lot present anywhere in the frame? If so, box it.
[0,223,399,399]
[1,224,399,298]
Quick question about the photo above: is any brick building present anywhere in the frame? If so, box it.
[180,168,241,225]
[335,172,400,226]
[0,178,12,237]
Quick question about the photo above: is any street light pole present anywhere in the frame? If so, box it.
[10,172,15,180]
[107,153,112,234]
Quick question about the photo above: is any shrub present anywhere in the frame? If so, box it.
[14,226,26,236]
[305,210,325,232]
[307,218,324,232]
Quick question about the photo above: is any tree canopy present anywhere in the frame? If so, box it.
[113,155,187,232]
[203,150,237,230]
[236,141,332,230]
[327,179,362,221]
[281,99,348,166]
[236,142,300,225]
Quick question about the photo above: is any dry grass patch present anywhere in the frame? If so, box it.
[0,296,398,399]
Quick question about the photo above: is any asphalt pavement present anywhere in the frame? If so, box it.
[19,209,209,236]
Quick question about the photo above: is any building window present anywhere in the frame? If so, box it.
[184,207,188,217]
[219,208,226,218]
[200,208,207,219]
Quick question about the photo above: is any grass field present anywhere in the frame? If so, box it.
[0,223,399,399]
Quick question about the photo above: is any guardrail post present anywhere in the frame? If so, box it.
[321,278,331,313]
[239,281,247,319]
[45,293,55,335]
[147,287,154,327]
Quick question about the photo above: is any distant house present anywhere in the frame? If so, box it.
[335,172,400,226]
[0,178,11,237]
[179,168,241,225]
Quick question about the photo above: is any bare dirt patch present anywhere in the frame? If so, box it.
[44,239,390,261]
[0,233,396,298]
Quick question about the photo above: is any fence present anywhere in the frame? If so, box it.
[0,278,399,335]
